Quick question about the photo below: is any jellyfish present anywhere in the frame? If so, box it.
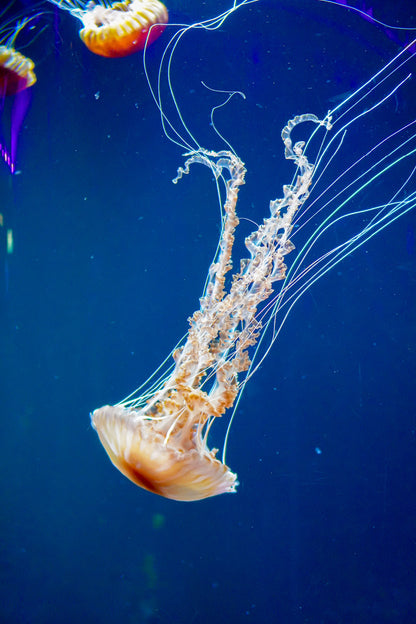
[48,0,168,57]
[91,3,416,501]
[0,11,37,174]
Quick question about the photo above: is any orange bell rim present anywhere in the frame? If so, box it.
[72,0,169,58]
[0,46,36,96]
[0,11,42,95]
[92,404,238,501]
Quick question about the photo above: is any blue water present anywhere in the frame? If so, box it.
[1,1,415,622]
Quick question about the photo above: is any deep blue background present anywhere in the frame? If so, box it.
[1,1,415,622]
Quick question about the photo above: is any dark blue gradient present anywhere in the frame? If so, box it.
[1,1,415,623]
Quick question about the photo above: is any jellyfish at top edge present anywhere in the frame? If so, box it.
[0,16,36,96]
[0,12,38,174]
[48,0,168,58]
[91,8,416,502]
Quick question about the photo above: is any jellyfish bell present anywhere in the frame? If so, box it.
[0,16,37,96]
[0,47,36,96]
[79,0,168,57]
[92,394,238,501]
[49,0,168,58]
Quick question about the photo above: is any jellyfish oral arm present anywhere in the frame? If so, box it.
[169,123,321,401]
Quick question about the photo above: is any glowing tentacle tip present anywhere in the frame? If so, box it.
[91,405,238,501]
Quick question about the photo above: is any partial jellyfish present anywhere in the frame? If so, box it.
[47,0,168,57]
[0,12,37,173]
[91,2,416,501]
[0,29,36,95]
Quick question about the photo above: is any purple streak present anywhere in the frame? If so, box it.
[0,87,32,174]
[10,87,32,173]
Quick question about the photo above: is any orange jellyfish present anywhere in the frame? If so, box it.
[0,13,37,174]
[91,9,416,501]
[0,16,36,96]
[48,0,168,58]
